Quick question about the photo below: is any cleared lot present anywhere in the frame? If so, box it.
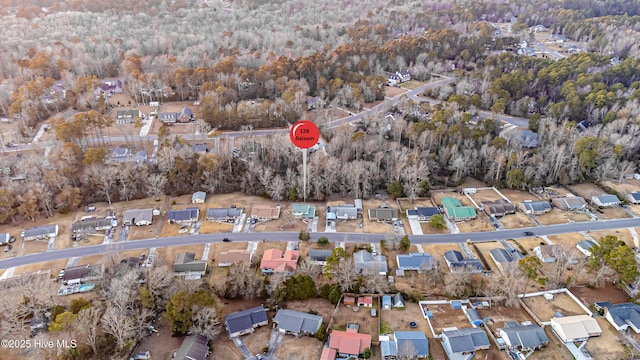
[522,292,586,321]
[500,212,535,229]
[536,208,591,225]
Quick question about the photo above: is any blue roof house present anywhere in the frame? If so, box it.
[601,303,640,333]
[381,331,429,359]
[382,295,392,310]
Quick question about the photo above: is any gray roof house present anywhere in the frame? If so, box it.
[489,248,521,272]
[70,218,113,234]
[576,239,598,257]
[62,264,104,284]
[206,207,242,222]
[273,309,323,335]
[443,250,483,273]
[354,250,388,275]
[396,253,434,272]
[327,205,358,220]
[627,192,640,204]
[309,249,333,265]
[135,150,147,163]
[500,128,539,148]
[393,292,405,308]
[552,196,587,211]
[115,109,141,124]
[519,200,551,215]
[498,322,549,351]
[174,335,209,360]
[600,303,640,333]
[22,224,59,241]
[159,106,193,123]
[225,306,269,337]
[167,208,199,224]
[381,331,430,359]
[122,208,153,226]
[441,328,491,359]
[591,194,621,208]
[368,207,399,222]
[173,252,207,274]
[109,147,130,163]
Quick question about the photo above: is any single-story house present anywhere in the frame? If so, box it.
[357,296,373,307]
[260,249,299,275]
[62,264,104,285]
[576,239,598,257]
[224,306,269,337]
[368,207,399,222]
[327,205,358,220]
[381,331,430,359]
[109,147,130,163]
[393,292,405,308]
[250,205,281,220]
[218,250,252,267]
[292,203,316,220]
[328,329,372,358]
[481,199,516,217]
[22,224,59,241]
[309,249,333,265]
[519,200,552,215]
[552,196,587,211]
[167,208,199,224]
[627,192,640,204]
[174,252,207,274]
[174,335,209,360]
[387,71,411,86]
[159,106,193,123]
[441,197,477,221]
[115,109,141,124]
[273,309,323,336]
[135,150,147,163]
[206,207,242,222]
[122,208,154,226]
[550,315,601,343]
[406,207,439,221]
[489,248,519,272]
[344,297,356,306]
[498,322,549,351]
[354,250,388,275]
[598,302,640,333]
[396,253,434,272]
[192,191,206,204]
[70,218,113,234]
[382,295,392,310]
[441,327,491,360]
[443,250,483,273]
[533,245,562,263]
[591,194,621,208]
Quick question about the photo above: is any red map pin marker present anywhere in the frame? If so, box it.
[289,120,320,149]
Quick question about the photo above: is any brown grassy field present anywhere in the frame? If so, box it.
[333,303,379,342]
[511,238,546,256]
[276,336,324,360]
[500,189,540,203]
[432,191,473,207]
[588,228,633,246]
[598,206,632,220]
[571,284,628,306]
[584,317,627,360]
[419,222,449,235]
[470,189,504,203]
[522,292,587,321]
[473,241,505,271]
[303,108,351,124]
[547,232,588,248]
[602,180,639,197]
[128,223,162,240]
[568,183,608,199]
[536,208,591,225]
[13,259,67,277]
[426,304,469,334]
[382,302,431,335]
[200,221,234,234]
[155,245,205,267]
[457,216,495,233]
[397,198,436,210]
[500,212,535,229]
[385,86,407,97]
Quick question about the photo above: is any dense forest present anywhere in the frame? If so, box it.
[0,0,640,221]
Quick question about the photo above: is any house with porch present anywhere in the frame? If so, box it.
[167,208,199,224]
[260,249,299,275]
[443,250,483,273]
[591,194,621,208]
[368,207,399,222]
[273,309,323,336]
[22,224,59,241]
[250,205,281,221]
[122,208,153,226]
[519,200,551,215]
[292,203,316,221]
[115,109,141,124]
[173,252,207,274]
[159,106,194,123]
[224,306,269,337]
[552,196,587,211]
[206,207,242,222]
[70,218,113,235]
[406,207,439,221]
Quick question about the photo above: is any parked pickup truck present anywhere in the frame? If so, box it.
[131,351,150,360]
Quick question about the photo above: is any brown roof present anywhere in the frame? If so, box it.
[218,250,251,265]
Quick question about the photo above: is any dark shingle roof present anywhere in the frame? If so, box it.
[225,306,268,335]
[175,335,209,360]
[605,303,640,329]
[309,249,333,262]
[500,323,548,349]
[444,328,491,353]
[490,248,515,263]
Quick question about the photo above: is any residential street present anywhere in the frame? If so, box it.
[2,217,640,270]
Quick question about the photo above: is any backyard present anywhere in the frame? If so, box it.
[522,292,587,321]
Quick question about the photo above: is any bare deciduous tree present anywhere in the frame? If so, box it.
[102,305,137,350]
[226,262,263,299]
[189,306,222,340]
[333,257,357,292]
[74,306,102,355]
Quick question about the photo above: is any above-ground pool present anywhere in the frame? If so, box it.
[409,321,418,328]
[78,284,95,292]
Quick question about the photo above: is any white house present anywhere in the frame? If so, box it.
[550,315,601,343]
[627,192,640,204]
[591,194,620,208]
[576,239,598,257]
[192,191,206,204]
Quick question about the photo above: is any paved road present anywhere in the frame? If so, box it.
[532,42,564,61]
[2,218,640,270]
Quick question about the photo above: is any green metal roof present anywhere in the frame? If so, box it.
[441,197,476,219]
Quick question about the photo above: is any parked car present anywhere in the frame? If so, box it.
[222,238,231,242]
[3,245,11,252]
[59,269,65,279]
[8,236,15,243]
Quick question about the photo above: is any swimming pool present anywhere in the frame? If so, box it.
[78,284,95,292]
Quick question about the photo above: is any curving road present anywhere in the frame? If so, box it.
[3,77,530,153]
[1,217,639,270]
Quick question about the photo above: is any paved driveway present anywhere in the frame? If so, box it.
[407,216,422,235]
[232,336,253,359]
